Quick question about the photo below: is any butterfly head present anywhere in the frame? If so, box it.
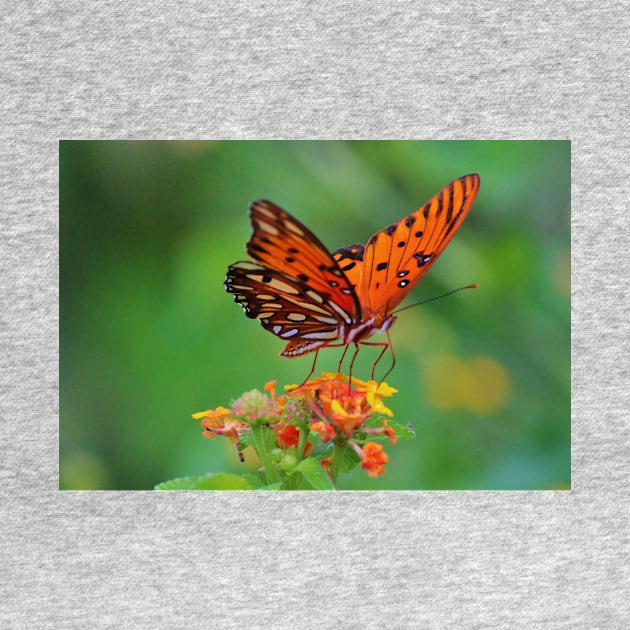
[344,313,396,345]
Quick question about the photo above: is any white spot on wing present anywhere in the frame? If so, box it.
[268,279,300,294]
[280,328,299,338]
[305,289,324,303]
[328,299,353,324]
[286,221,304,236]
[272,325,282,334]
[283,295,330,315]
[257,221,279,236]
[313,315,339,325]
[236,262,266,271]
[287,312,307,322]
[255,205,276,220]
[302,331,339,340]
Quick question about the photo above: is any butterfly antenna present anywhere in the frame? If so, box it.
[392,284,478,315]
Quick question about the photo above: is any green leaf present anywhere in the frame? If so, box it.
[154,473,254,490]
[310,441,334,460]
[340,447,361,473]
[241,473,266,488]
[359,417,416,441]
[388,419,416,440]
[295,457,334,490]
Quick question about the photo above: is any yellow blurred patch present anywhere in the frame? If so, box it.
[424,353,513,414]
[60,452,110,490]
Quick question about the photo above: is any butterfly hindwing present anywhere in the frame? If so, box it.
[246,200,361,320]
[225,261,351,356]
[359,174,480,314]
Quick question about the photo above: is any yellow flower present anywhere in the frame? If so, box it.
[352,379,398,417]
[192,406,232,421]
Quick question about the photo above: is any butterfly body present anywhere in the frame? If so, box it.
[225,174,480,368]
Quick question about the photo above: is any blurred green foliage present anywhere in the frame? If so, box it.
[60,140,570,490]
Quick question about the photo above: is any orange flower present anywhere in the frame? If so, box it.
[310,421,336,443]
[264,380,277,399]
[329,398,370,435]
[276,423,313,456]
[193,406,247,443]
[360,442,389,477]
[192,406,232,423]
[287,372,397,441]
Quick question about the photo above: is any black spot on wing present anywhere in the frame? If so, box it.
[413,252,432,267]
[250,243,269,254]
[446,180,455,222]
[333,244,365,261]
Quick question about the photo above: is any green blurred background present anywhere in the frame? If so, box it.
[60,140,570,490]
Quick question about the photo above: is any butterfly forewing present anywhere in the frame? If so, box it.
[360,174,480,314]
[246,200,361,320]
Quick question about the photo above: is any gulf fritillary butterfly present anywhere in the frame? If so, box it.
[225,173,480,380]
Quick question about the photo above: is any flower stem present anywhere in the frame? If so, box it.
[331,441,347,483]
[249,423,280,485]
[297,424,309,460]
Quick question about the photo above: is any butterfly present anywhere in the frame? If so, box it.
[225,174,480,380]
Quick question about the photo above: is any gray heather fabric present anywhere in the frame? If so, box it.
[1,2,628,628]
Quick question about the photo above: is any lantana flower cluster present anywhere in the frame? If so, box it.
[192,373,399,484]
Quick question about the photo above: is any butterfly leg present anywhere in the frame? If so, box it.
[358,341,389,380]
[360,330,396,382]
[379,331,396,383]
[347,343,361,388]
[298,349,320,386]
[337,344,350,372]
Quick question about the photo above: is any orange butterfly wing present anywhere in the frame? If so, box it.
[245,200,361,319]
[357,174,480,315]
[225,200,363,356]
[225,261,348,356]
